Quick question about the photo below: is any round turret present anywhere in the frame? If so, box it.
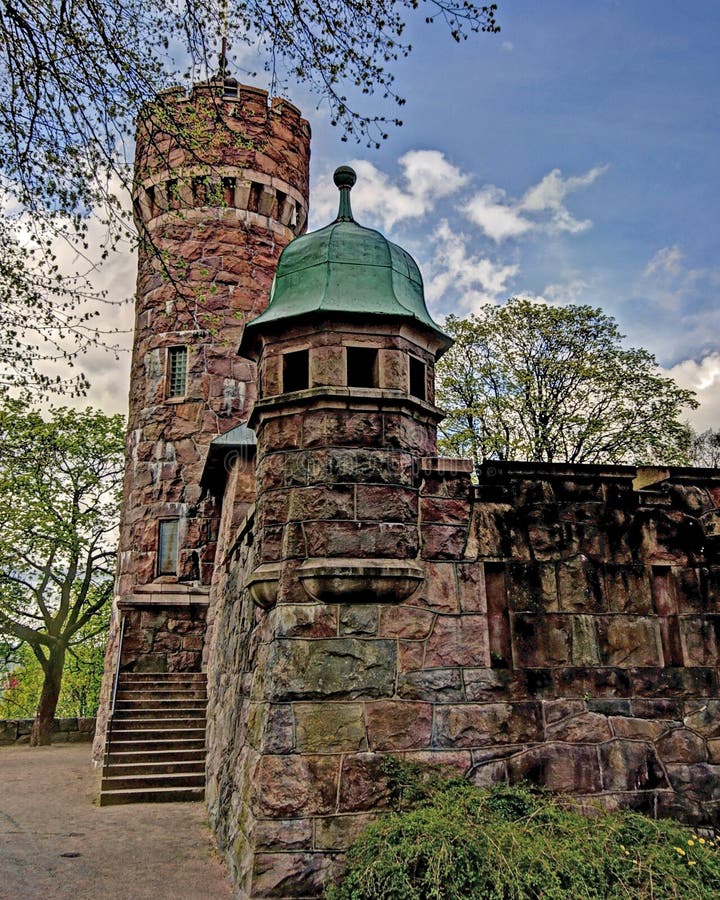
[240,168,452,608]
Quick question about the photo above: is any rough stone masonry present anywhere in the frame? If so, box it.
[96,75,720,899]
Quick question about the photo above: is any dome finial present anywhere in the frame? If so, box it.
[333,166,356,221]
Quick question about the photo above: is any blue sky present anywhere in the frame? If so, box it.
[82,0,720,427]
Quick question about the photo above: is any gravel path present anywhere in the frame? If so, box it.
[0,744,235,899]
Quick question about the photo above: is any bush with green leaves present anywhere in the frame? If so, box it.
[326,760,720,900]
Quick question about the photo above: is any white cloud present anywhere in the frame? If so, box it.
[424,219,518,314]
[311,150,469,230]
[664,353,720,431]
[645,244,684,279]
[462,165,608,242]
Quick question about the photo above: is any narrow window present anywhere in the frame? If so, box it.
[158,519,179,576]
[347,347,378,388]
[409,356,426,401]
[167,346,188,398]
[282,349,309,392]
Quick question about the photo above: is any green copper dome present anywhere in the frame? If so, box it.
[245,166,449,343]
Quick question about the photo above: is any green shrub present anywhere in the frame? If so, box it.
[325,762,720,899]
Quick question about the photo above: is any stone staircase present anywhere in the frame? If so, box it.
[100,672,207,806]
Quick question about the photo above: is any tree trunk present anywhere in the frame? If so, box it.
[30,647,66,746]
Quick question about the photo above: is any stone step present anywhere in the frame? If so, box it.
[113,705,206,719]
[110,715,206,729]
[106,737,206,753]
[101,771,205,792]
[105,748,206,765]
[103,759,205,777]
[115,690,207,702]
[109,726,206,742]
[119,673,206,684]
[99,786,205,806]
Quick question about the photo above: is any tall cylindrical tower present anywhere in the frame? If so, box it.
[93,78,310,762]
[118,76,310,598]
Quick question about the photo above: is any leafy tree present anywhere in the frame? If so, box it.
[0,403,124,744]
[690,428,720,468]
[436,299,697,473]
[0,0,499,398]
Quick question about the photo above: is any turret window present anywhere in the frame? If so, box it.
[158,519,179,576]
[282,349,309,392]
[409,356,426,401]
[167,346,188,398]
[347,347,378,388]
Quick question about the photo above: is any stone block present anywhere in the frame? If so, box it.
[433,702,541,748]
[252,851,329,898]
[631,698,682,720]
[655,728,707,764]
[557,558,604,612]
[274,604,337,639]
[600,740,668,791]
[507,743,602,793]
[295,703,367,752]
[254,755,339,817]
[303,411,383,449]
[512,614,571,667]
[398,640,425,672]
[595,616,662,667]
[545,712,612,743]
[424,615,489,668]
[542,699,585,726]
[378,605,435,640]
[468,503,517,559]
[314,813,376,851]
[260,704,295,754]
[355,485,417,523]
[457,563,486,613]
[337,753,389,811]
[255,818,314,851]
[365,701,433,750]
[310,346,344,388]
[339,605,378,636]
[288,485,354,521]
[420,497,471,526]
[506,563,558,612]
[683,700,720,738]
[605,565,653,614]
[408,562,458,613]
[420,524,468,560]
[304,521,418,559]
[397,668,463,702]
[609,717,669,742]
[263,638,396,700]
[665,763,720,803]
[681,617,720,666]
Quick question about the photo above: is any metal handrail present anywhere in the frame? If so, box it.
[106,611,126,752]
[110,613,126,718]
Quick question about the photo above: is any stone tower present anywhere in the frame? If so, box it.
[93,77,310,759]
[119,76,310,598]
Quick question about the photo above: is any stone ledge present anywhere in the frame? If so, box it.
[299,557,424,603]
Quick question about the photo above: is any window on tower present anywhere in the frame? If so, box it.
[346,347,379,388]
[167,346,188,398]
[158,519,179,576]
[409,356,427,401]
[282,349,309,392]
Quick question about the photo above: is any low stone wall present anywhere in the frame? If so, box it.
[0,717,95,746]
[206,460,720,898]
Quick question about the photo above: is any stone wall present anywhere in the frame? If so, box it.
[1,717,95,746]
[206,458,720,898]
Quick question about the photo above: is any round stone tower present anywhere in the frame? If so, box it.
[118,75,311,599]
[240,166,452,608]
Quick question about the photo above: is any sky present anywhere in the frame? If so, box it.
[75,0,720,430]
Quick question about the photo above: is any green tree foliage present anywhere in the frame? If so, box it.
[0,0,499,398]
[436,299,697,472]
[0,403,124,743]
[0,607,109,719]
[327,762,720,899]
